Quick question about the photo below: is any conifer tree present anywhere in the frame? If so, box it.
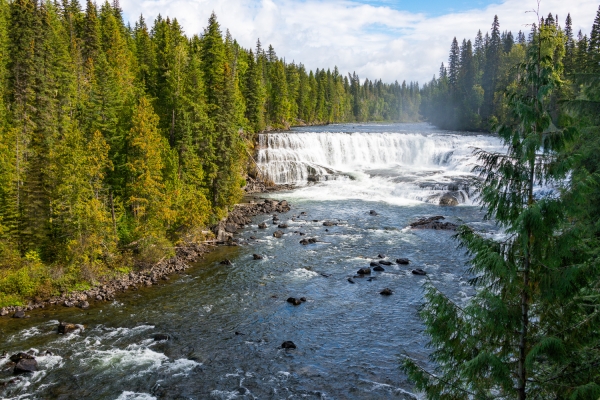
[448,37,460,92]
[403,21,600,399]
[126,96,173,238]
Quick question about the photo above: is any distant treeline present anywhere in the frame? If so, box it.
[420,11,599,131]
[0,0,421,306]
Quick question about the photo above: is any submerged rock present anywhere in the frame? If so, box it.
[281,341,297,349]
[380,288,393,296]
[369,210,378,216]
[252,254,263,260]
[379,260,393,266]
[347,278,356,284]
[412,269,427,276]
[373,266,385,272]
[153,334,170,341]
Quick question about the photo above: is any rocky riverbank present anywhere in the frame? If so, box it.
[0,196,292,319]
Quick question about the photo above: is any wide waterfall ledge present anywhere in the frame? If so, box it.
[256,126,504,206]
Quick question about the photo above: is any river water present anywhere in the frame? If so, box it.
[0,123,502,399]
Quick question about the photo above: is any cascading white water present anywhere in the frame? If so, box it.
[257,128,504,205]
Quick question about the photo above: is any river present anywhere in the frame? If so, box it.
[0,123,502,399]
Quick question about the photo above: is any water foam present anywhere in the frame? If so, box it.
[257,130,503,205]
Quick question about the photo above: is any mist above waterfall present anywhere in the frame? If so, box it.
[257,123,504,205]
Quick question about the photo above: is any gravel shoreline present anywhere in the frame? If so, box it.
[0,190,293,318]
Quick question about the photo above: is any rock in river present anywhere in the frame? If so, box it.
[300,238,317,245]
[258,222,268,229]
[412,268,427,276]
[369,210,378,215]
[12,311,26,319]
[379,260,393,266]
[57,322,79,334]
[253,254,263,260]
[281,341,297,349]
[410,216,457,231]
[323,221,337,227]
[287,297,302,306]
[10,353,34,363]
[220,259,232,265]
[153,334,170,341]
[396,258,410,265]
[373,265,385,272]
[278,224,288,229]
[273,230,284,238]
[380,288,393,296]
[14,358,37,374]
[357,267,371,275]
[439,193,459,206]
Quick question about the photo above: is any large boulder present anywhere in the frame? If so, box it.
[410,216,458,231]
[439,193,459,206]
[14,358,37,374]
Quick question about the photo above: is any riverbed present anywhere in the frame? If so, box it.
[0,123,502,399]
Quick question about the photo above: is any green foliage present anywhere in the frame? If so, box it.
[0,5,416,307]
[403,20,600,399]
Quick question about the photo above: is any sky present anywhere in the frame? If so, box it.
[120,0,599,84]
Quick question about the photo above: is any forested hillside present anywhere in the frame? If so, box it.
[0,0,421,307]
[420,11,599,132]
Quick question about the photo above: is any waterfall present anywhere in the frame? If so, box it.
[255,129,504,205]
[257,131,498,185]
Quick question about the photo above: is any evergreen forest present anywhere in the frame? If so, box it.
[0,0,421,306]
[403,8,600,399]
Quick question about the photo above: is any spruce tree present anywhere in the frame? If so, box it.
[403,21,600,399]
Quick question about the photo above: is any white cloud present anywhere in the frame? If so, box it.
[120,0,599,83]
